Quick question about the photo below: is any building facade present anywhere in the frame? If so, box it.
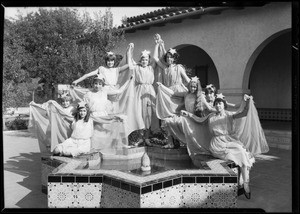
[116,2,292,121]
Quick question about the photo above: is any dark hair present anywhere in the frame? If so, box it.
[93,77,105,86]
[73,104,90,122]
[164,51,179,64]
[213,98,227,109]
[205,85,216,95]
[139,55,151,64]
[104,54,116,64]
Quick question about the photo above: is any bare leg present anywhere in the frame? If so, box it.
[241,165,251,199]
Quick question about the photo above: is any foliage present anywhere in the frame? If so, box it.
[5,117,29,130]
[3,7,126,108]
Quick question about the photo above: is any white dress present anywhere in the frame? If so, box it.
[54,118,94,157]
[83,89,111,117]
[98,66,121,113]
[208,111,255,168]
[133,65,157,129]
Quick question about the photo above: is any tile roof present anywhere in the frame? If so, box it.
[118,5,267,32]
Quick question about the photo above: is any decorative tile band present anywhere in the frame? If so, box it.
[48,173,237,196]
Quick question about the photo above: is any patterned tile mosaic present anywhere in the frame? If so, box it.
[45,148,239,208]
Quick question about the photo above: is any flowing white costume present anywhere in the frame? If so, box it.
[54,118,94,157]
[97,66,120,113]
[156,85,269,164]
[29,77,133,154]
[131,65,159,131]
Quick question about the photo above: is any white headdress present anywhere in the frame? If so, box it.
[215,93,225,100]
[94,72,106,84]
[190,76,199,82]
[141,50,151,58]
[168,48,177,55]
[60,91,70,99]
[106,51,115,56]
[77,101,87,109]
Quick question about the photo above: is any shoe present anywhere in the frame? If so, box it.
[243,182,251,199]
[163,144,174,149]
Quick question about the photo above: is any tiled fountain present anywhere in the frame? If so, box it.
[42,145,240,208]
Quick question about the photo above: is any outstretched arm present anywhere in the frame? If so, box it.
[72,69,99,85]
[181,110,210,123]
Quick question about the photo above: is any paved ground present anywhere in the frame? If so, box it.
[2,129,293,211]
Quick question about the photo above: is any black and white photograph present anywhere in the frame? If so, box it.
[2,2,298,212]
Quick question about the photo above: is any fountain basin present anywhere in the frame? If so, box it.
[42,146,239,208]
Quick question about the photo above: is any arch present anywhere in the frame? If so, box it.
[242,28,291,89]
[173,44,220,89]
[247,29,292,110]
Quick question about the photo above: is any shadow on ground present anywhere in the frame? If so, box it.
[4,152,47,208]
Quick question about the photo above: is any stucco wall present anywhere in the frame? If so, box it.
[117,2,291,107]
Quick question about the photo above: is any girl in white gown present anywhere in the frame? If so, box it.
[153,34,190,93]
[159,76,216,148]
[53,101,93,157]
[127,43,160,146]
[186,94,268,199]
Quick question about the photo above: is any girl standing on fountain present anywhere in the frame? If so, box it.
[52,101,93,157]
[127,43,161,147]
[153,34,190,93]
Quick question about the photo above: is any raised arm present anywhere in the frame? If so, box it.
[232,95,251,119]
[153,34,167,70]
[72,69,99,86]
[202,94,217,113]
[179,65,191,84]
[119,44,132,73]
[127,43,135,69]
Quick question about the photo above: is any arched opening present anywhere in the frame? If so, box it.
[174,44,219,89]
[247,30,291,121]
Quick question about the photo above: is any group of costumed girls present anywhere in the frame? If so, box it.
[29,34,269,199]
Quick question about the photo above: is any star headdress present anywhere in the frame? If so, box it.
[59,91,69,98]
[106,51,115,56]
[168,48,177,55]
[215,93,225,100]
[95,72,105,81]
[141,50,151,58]
[190,76,199,82]
[206,84,215,91]
[77,101,87,109]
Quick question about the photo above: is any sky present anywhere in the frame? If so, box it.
[4,7,164,27]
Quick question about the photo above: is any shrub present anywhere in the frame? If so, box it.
[5,116,29,130]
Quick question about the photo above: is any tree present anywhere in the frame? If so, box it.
[3,7,126,105]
